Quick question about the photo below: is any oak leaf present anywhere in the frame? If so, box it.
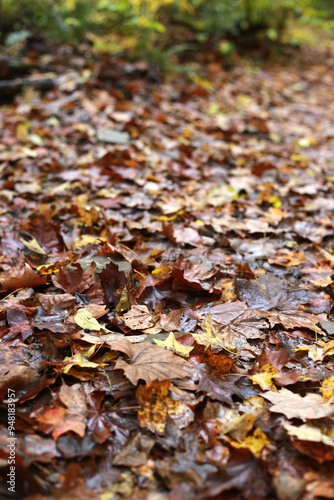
[112,339,192,384]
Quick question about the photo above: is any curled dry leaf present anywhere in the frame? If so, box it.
[0,263,47,291]
[112,339,192,384]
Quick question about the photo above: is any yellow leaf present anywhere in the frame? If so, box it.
[154,332,194,357]
[226,428,272,458]
[75,307,111,333]
[20,235,47,255]
[295,345,324,362]
[17,122,30,142]
[115,286,130,313]
[218,410,256,442]
[137,380,193,434]
[269,195,282,208]
[290,154,309,162]
[249,364,279,391]
[73,234,106,249]
[62,345,104,374]
[320,377,334,402]
[151,265,172,279]
[191,312,227,352]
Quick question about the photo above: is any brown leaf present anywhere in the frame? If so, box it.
[112,432,155,467]
[122,304,155,330]
[112,339,192,384]
[0,263,47,291]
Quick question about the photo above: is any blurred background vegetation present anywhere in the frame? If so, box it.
[1,0,334,69]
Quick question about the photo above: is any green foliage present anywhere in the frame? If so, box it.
[1,0,334,69]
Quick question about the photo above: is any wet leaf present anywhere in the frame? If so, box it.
[112,339,192,384]
[137,380,194,433]
[154,331,194,357]
[0,263,47,291]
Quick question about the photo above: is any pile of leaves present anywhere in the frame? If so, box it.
[0,41,334,499]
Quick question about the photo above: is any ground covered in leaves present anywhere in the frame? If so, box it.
[1,42,334,500]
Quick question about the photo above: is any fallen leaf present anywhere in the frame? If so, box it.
[320,376,334,402]
[283,421,334,447]
[122,304,155,330]
[112,432,155,466]
[263,388,334,420]
[226,428,272,458]
[74,307,110,332]
[191,312,226,352]
[154,332,194,357]
[62,345,104,374]
[137,380,194,433]
[0,263,47,291]
[249,364,279,391]
[35,406,86,440]
[112,339,192,384]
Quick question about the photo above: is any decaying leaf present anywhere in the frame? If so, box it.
[137,380,194,433]
[113,432,155,466]
[122,304,155,330]
[112,339,192,384]
[263,388,334,420]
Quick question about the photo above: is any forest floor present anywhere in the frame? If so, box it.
[1,40,334,500]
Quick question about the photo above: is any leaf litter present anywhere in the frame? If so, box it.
[0,41,334,499]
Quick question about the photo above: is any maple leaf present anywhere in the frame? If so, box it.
[112,339,192,384]
[136,380,194,433]
[191,312,227,352]
[121,304,155,330]
[35,406,86,440]
[154,332,194,357]
[263,388,334,420]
